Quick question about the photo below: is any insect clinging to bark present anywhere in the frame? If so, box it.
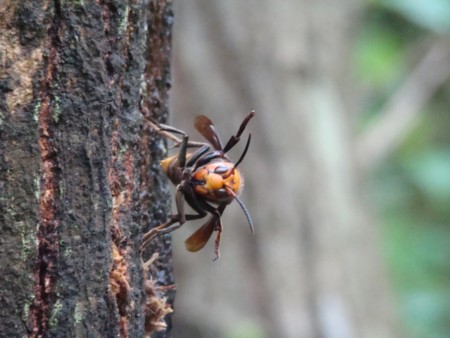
[141,111,255,260]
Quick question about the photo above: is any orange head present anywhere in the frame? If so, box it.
[191,161,243,204]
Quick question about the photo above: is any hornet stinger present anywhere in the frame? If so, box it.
[141,111,255,260]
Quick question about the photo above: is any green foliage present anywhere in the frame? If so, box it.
[356,2,450,337]
[380,0,450,34]
[353,4,423,123]
[354,23,406,88]
[225,322,265,338]
[404,149,450,208]
[372,125,450,337]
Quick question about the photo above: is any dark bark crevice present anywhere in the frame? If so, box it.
[30,1,64,336]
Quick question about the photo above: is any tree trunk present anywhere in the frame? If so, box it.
[0,1,174,337]
[170,1,403,338]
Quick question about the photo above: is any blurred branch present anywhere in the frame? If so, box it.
[357,39,450,170]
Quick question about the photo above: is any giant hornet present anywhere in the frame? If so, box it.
[141,111,255,260]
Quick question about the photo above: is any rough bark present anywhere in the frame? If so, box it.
[0,1,173,337]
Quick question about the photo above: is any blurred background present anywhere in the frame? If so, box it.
[166,1,450,337]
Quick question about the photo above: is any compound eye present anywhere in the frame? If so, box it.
[192,179,206,186]
[214,165,229,174]
[214,188,229,199]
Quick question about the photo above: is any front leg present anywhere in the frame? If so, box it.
[140,212,206,251]
[212,204,227,261]
[141,184,206,250]
[212,216,223,261]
